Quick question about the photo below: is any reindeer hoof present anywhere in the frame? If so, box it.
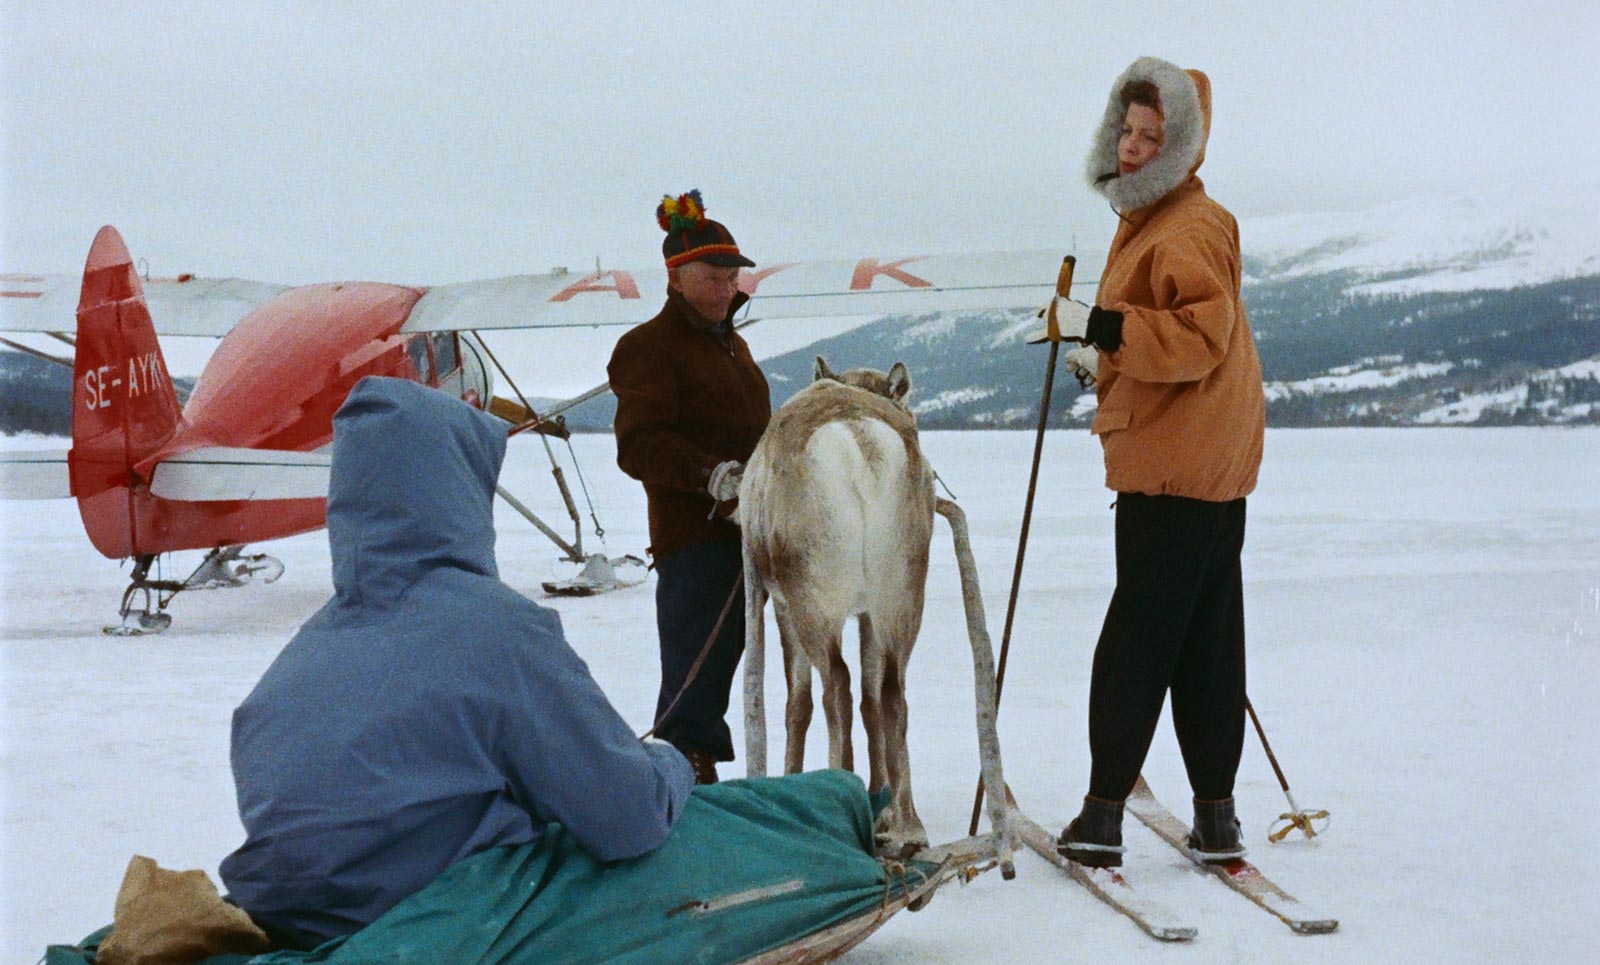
[874,834,928,862]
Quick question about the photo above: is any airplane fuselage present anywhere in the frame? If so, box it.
[69,228,460,559]
[132,282,427,554]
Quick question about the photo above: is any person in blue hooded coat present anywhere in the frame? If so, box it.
[220,376,694,949]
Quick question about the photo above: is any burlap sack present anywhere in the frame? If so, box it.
[95,855,272,965]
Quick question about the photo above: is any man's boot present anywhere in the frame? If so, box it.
[681,748,719,786]
[1056,795,1127,868]
[1188,796,1247,863]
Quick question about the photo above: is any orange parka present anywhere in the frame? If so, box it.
[1084,59,1265,503]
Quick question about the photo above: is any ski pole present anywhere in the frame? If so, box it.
[967,255,1075,837]
[1245,696,1330,841]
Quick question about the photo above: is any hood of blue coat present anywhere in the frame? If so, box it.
[1084,57,1213,214]
[327,377,506,607]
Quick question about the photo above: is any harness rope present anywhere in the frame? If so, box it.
[876,857,944,918]
[640,570,744,741]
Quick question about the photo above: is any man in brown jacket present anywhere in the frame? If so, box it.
[607,192,771,784]
[1049,58,1267,868]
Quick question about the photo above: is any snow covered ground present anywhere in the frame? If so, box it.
[4,428,1598,963]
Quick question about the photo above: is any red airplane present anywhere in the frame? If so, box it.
[1,226,1066,633]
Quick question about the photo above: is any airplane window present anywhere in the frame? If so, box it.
[433,332,459,375]
[406,334,432,383]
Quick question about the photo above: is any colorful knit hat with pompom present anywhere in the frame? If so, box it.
[657,190,754,268]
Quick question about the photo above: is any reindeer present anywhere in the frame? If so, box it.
[740,356,935,856]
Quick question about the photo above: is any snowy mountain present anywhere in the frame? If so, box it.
[4,189,1598,433]
[1242,186,1600,296]
[1233,183,1600,426]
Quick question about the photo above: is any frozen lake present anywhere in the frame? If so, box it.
[4,427,1598,962]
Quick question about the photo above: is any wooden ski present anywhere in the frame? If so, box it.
[1126,777,1338,935]
[1013,810,1197,941]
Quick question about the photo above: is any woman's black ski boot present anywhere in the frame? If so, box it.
[1188,796,1248,863]
[1057,795,1128,868]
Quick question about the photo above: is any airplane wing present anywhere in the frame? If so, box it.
[148,447,331,501]
[401,249,1092,332]
[2,272,290,336]
[8,249,1093,338]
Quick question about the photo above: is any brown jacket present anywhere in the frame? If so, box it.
[608,289,771,557]
[1085,60,1265,502]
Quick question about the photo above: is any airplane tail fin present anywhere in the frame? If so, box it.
[69,226,184,558]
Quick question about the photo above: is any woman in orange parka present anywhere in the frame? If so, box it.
[1051,56,1267,868]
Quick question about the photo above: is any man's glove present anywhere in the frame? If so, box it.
[707,460,744,502]
[1064,344,1099,389]
[1026,297,1092,344]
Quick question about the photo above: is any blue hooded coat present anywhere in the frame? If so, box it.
[219,377,694,946]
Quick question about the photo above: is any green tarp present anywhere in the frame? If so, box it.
[47,770,933,964]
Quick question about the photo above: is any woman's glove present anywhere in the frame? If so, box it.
[1048,296,1092,341]
[1026,297,1092,343]
[1084,306,1124,353]
[1064,344,1100,388]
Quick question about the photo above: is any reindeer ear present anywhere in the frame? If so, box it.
[887,362,911,402]
[814,356,837,382]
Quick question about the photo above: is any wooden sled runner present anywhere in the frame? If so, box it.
[740,863,954,965]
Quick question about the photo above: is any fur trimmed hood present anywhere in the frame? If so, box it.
[1085,57,1213,213]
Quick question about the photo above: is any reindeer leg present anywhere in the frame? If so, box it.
[857,613,890,800]
[821,630,854,772]
[882,644,928,854]
[776,605,814,775]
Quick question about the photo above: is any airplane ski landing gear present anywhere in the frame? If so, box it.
[107,576,174,636]
[103,546,286,635]
[542,553,648,597]
[184,544,285,590]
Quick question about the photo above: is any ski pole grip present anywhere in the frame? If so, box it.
[1055,255,1077,297]
[1046,255,1077,342]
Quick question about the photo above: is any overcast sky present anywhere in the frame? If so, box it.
[4,1,1597,288]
